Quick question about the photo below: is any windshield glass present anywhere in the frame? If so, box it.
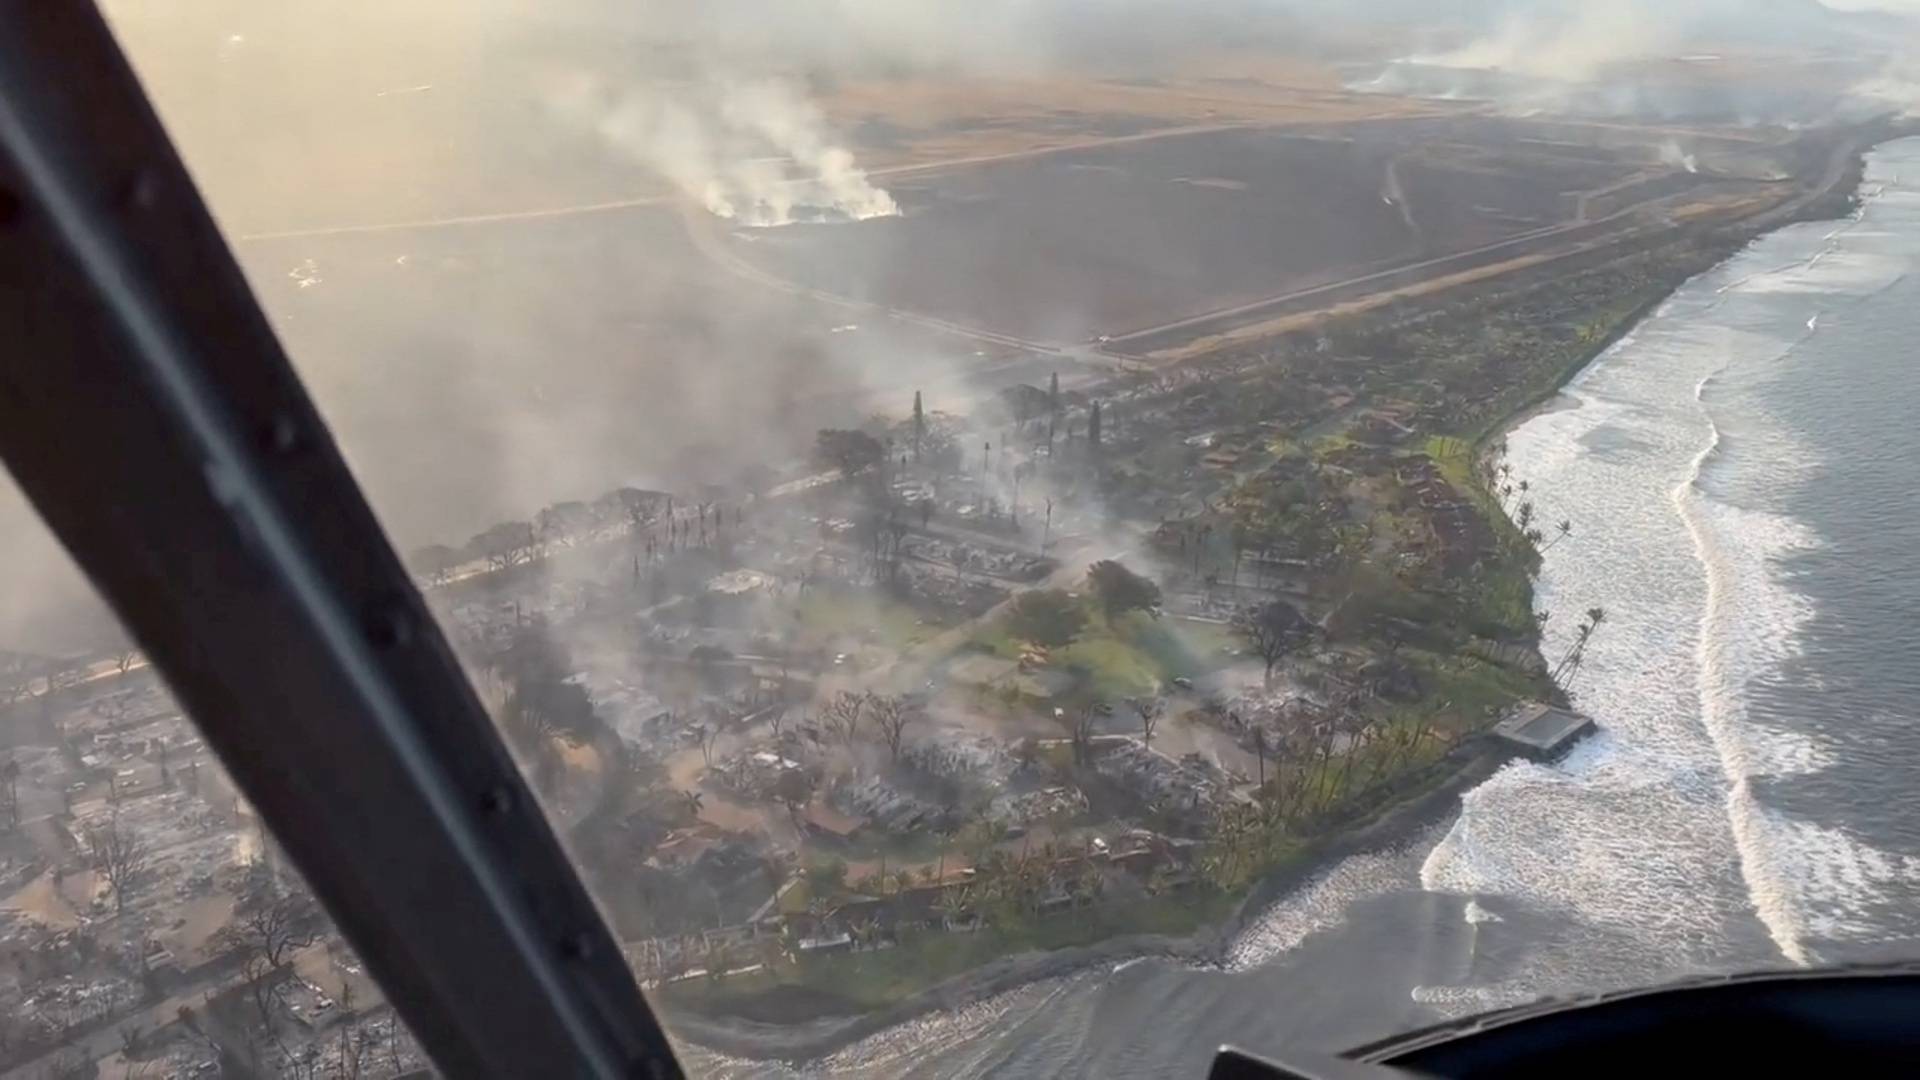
[7,0,1920,1074]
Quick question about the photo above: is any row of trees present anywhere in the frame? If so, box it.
[1003,561,1164,651]
[1485,448,1575,557]
[810,690,921,763]
[1198,708,1447,890]
[487,619,609,800]
[408,486,684,583]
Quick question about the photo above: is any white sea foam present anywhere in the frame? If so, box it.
[1425,224,1863,979]
[1672,371,1817,964]
[1411,982,1536,1017]
[1224,845,1419,970]
[1767,815,1920,940]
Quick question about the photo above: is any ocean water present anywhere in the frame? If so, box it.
[682,137,1920,1078]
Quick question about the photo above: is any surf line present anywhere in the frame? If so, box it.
[1670,364,1810,967]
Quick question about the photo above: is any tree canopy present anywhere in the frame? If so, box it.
[816,429,884,478]
[1006,589,1087,649]
[467,521,537,570]
[407,543,463,584]
[1233,600,1312,686]
[1086,560,1162,622]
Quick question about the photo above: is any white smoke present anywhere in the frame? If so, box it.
[1659,139,1700,174]
[1409,2,1683,82]
[1848,54,1920,117]
[551,74,899,227]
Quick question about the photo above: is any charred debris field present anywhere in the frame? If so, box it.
[332,115,1882,1036]
[0,87,1887,1072]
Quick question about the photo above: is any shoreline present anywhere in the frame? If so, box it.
[662,128,1887,1068]
[666,740,1512,1064]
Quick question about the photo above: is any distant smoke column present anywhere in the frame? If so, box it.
[1659,140,1699,174]
[720,80,900,223]
[557,75,899,227]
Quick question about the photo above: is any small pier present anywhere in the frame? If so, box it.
[1492,701,1595,761]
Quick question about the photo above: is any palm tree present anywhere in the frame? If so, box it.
[1,756,17,829]
[681,789,704,819]
[1551,607,1609,686]
[932,823,953,886]
[1542,519,1574,552]
[934,885,972,930]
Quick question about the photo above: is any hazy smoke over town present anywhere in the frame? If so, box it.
[6,0,1920,657]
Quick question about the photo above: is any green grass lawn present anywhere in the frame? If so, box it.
[793,587,946,651]
[967,604,1226,701]
[661,891,1236,1015]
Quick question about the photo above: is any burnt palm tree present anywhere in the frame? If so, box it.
[1251,727,1268,791]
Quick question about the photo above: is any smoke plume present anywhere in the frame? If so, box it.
[1659,139,1701,173]
[551,75,900,226]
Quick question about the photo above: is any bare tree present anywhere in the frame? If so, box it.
[1069,702,1100,765]
[868,695,917,761]
[85,812,150,915]
[1131,696,1165,748]
[215,888,315,1029]
[820,691,866,748]
[223,889,315,969]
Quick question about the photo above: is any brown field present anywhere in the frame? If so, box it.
[719,116,1801,350]
[822,56,1442,171]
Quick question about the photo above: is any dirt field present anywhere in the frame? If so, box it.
[722,118,1711,344]
[820,55,1439,171]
